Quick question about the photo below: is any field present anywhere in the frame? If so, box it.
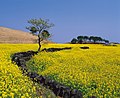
[0,44,120,98]
[0,44,56,98]
[26,44,120,98]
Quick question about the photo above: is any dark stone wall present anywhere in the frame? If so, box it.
[41,47,72,52]
[11,49,84,98]
[80,46,89,49]
[12,49,83,98]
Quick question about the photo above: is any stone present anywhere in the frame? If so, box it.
[80,46,89,49]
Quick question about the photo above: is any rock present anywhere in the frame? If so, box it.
[70,89,83,98]
[80,46,89,49]
[28,72,39,80]
[90,96,97,98]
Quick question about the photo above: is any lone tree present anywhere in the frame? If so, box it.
[26,18,54,51]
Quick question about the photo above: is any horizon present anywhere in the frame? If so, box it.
[0,0,120,43]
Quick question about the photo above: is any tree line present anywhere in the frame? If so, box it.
[71,36,109,44]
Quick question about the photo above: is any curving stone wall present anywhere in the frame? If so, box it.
[41,47,72,52]
[12,48,83,98]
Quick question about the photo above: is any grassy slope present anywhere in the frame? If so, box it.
[0,27,37,43]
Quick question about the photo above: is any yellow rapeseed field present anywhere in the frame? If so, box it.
[27,44,120,98]
[0,44,56,98]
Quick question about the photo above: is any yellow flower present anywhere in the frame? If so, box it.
[10,92,14,98]
[25,93,29,97]
[21,95,26,98]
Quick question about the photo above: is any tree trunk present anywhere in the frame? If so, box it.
[37,30,43,52]
[38,35,41,52]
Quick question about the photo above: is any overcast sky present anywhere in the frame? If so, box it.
[0,0,120,43]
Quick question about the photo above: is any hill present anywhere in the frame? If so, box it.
[0,27,37,43]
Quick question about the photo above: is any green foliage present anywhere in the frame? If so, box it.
[26,18,54,51]
[41,30,51,40]
[77,36,84,44]
[71,35,109,44]
[27,18,54,34]
[71,38,78,44]
[30,26,38,34]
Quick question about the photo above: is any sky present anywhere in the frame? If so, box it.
[0,0,120,43]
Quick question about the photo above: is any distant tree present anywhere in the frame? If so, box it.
[77,36,83,44]
[92,37,98,43]
[89,36,95,42]
[97,37,103,42]
[91,36,106,43]
[26,18,54,52]
[105,40,109,43]
[103,39,109,44]
[89,36,100,43]
[71,38,78,44]
[77,36,83,40]
[89,36,93,42]
[83,36,89,43]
